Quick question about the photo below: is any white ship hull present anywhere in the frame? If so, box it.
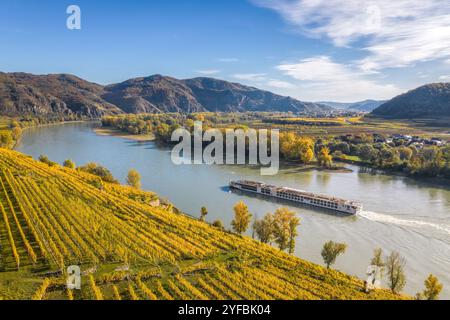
[230,181,362,216]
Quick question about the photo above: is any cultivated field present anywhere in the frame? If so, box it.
[0,148,403,300]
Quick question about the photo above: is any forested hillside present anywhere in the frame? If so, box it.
[372,83,450,118]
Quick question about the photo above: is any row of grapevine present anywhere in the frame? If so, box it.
[0,173,37,264]
[89,275,104,300]
[0,201,19,269]
[32,279,52,300]
[3,170,47,260]
[8,174,65,268]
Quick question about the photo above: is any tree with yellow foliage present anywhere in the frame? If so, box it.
[12,126,22,141]
[127,169,141,189]
[253,213,275,244]
[272,208,300,254]
[298,137,315,164]
[416,274,443,300]
[321,241,347,269]
[280,133,314,164]
[231,201,252,235]
[318,147,333,168]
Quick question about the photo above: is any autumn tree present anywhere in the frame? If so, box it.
[272,208,300,254]
[321,241,347,269]
[63,159,76,169]
[317,147,333,168]
[287,213,300,254]
[127,169,141,189]
[416,274,443,300]
[357,144,378,163]
[280,133,314,163]
[212,220,224,230]
[79,163,118,184]
[39,155,57,167]
[0,131,13,148]
[231,201,252,235]
[200,207,208,221]
[371,248,384,266]
[298,137,315,164]
[12,126,22,141]
[385,252,406,294]
[154,123,172,143]
[253,213,275,244]
[370,248,385,278]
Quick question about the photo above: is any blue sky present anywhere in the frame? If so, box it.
[1,0,450,102]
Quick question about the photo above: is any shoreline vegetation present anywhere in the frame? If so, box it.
[94,127,155,142]
[1,116,92,150]
[93,124,353,173]
[99,113,450,182]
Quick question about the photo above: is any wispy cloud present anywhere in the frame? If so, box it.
[252,0,450,72]
[439,75,450,81]
[277,56,401,101]
[196,69,221,75]
[232,73,296,92]
[233,73,267,81]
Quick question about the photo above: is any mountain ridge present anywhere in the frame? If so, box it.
[0,72,331,117]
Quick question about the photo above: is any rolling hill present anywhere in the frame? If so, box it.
[0,72,331,117]
[319,100,386,112]
[372,83,450,118]
[0,148,401,300]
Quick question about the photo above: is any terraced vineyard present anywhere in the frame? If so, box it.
[0,148,404,300]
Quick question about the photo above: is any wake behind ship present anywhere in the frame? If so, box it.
[230,180,363,215]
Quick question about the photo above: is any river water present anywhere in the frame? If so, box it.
[15,122,450,298]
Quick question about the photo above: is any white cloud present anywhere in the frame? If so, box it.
[276,56,402,101]
[196,69,221,75]
[278,56,353,82]
[252,0,450,71]
[439,75,450,81]
[266,79,296,89]
[233,73,267,81]
[232,73,295,90]
[217,58,239,62]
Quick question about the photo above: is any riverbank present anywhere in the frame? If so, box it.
[336,157,450,188]
[94,127,155,141]
[278,161,353,173]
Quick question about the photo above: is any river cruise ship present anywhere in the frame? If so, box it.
[230,180,363,215]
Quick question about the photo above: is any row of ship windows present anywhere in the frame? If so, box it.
[242,186,258,192]
[276,193,339,209]
[238,186,341,210]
